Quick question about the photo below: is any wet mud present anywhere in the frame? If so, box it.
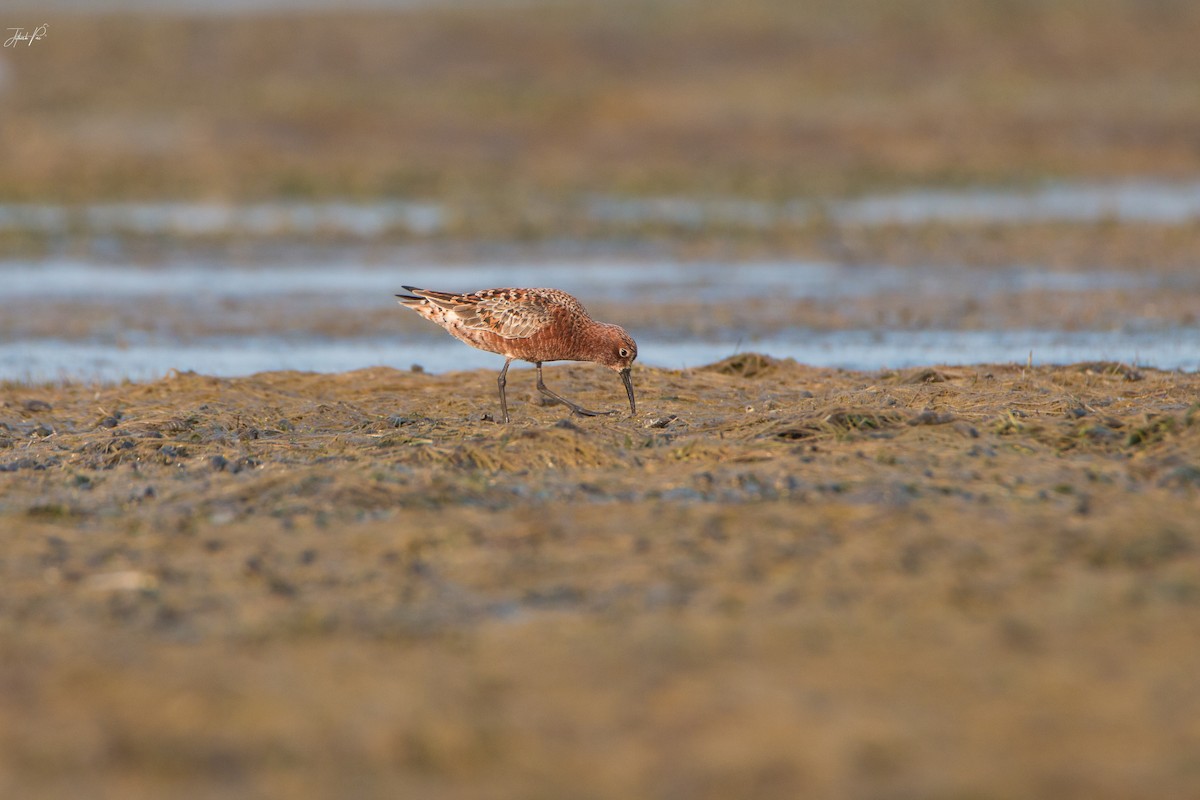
[3,357,1199,798]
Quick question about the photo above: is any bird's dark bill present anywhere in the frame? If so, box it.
[621,368,636,415]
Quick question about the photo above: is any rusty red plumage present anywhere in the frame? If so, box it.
[396,286,638,423]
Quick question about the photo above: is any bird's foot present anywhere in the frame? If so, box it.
[569,405,620,418]
[535,381,619,419]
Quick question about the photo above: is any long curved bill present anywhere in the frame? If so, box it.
[620,368,636,415]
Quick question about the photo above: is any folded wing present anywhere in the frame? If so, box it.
[401,286,554,340]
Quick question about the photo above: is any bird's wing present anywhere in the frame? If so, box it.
[405,287,553,340]
[456,292,553,339]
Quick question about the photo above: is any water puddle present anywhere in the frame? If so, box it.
[587,181,1200,227]
[832,181,1200,225]
[0,201,445,237]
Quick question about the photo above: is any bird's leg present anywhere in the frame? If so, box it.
[536,362,618,417]
[497,358,512,423]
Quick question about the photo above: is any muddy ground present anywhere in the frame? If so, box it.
[2,357,1199,799]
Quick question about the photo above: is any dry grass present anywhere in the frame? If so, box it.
[2,359,1200,798]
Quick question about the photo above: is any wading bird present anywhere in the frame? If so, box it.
[396,286,637,423]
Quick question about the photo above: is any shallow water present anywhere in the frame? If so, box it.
[0,201,445,237]
[7,180,1200,240]
[3,225,1199,381]
[0,256,1165,302]
[831,181,1200,225]
[4,328,1197,384]
[587,180,1200,227]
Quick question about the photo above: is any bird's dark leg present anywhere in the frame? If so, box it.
[535,362,618,417]
[497,358,512,423]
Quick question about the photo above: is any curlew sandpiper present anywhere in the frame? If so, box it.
[396,286,637,423]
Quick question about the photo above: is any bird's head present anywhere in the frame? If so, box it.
[593,324,638,415]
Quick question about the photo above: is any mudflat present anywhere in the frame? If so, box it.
[5,0,1200,795]
[3,357,1198,799]
[6,0,1200,211]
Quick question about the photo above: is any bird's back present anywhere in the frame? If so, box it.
[397,287,596,363]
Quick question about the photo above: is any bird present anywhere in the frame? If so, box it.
[396,286,638,423]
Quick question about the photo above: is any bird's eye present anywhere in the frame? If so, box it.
[619,348,630,358]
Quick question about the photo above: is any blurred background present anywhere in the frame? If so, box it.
[2,0,1200,379]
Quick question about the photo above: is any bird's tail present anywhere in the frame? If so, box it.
[395,285,427,308]
[396,286,463,310]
